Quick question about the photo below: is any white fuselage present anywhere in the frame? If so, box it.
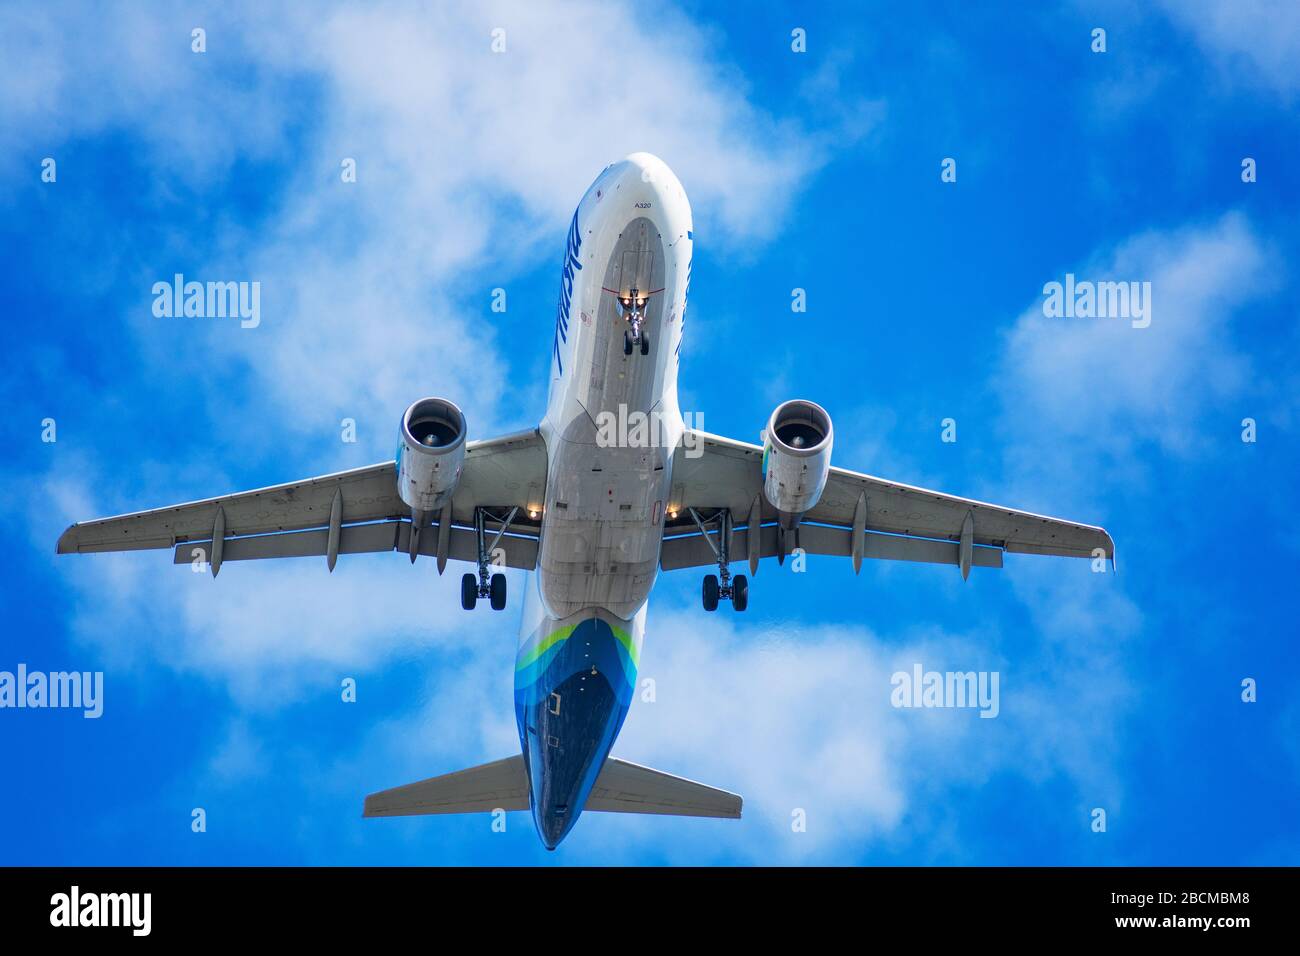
[534,153,693,620]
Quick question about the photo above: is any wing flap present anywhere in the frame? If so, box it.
[171,520,540,570]
[660,523,1003,572]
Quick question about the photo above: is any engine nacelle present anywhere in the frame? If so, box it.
[397,397,467,519]
[762,399,833,520]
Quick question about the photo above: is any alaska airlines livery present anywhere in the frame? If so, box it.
[57,153,1114,849]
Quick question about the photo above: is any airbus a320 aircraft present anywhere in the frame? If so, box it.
[58,153,1114,850]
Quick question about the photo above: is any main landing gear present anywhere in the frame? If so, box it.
[688,507,748,613]
[461,505,517,611]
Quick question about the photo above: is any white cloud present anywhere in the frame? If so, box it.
[995,213,1271,491]
[1156,0,1300,98]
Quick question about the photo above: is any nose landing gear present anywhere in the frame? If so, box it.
[688,507,749,612]
[611,286,657,357]
[623,328,649,356]
[461,506,517,610]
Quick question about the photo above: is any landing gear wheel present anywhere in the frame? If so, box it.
[460,573,478,610]
[702,573,719,612]
[732,574,748,612]
[489,572,507,610]
[624,329,634,355]
[640,331,649,356]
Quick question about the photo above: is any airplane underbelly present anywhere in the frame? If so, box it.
[538,215,677,620]
[536,439,668,619]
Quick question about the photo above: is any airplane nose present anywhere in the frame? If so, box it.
[623,150,664,173]
[618,151,682,194]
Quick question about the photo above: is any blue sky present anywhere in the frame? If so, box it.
[2,1,1298,865]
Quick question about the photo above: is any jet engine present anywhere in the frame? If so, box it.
[762,399,833,521]
[397,398,467,521]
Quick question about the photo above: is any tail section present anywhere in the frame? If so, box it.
[517,613,635,847]
[367,586,742,847]
[514,600,645,847]
[364,754,741,822]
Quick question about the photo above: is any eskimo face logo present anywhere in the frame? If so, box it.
[552,209,583,374]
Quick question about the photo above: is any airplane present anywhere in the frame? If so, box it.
[57,152,1115,850]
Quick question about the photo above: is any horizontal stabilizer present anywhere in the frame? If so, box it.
[587,757,742,818]
[363,755,742,819]
[363,756,529,817]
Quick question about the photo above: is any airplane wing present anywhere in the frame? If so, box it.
[57,428,548,574]
[663,429,1114,576]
